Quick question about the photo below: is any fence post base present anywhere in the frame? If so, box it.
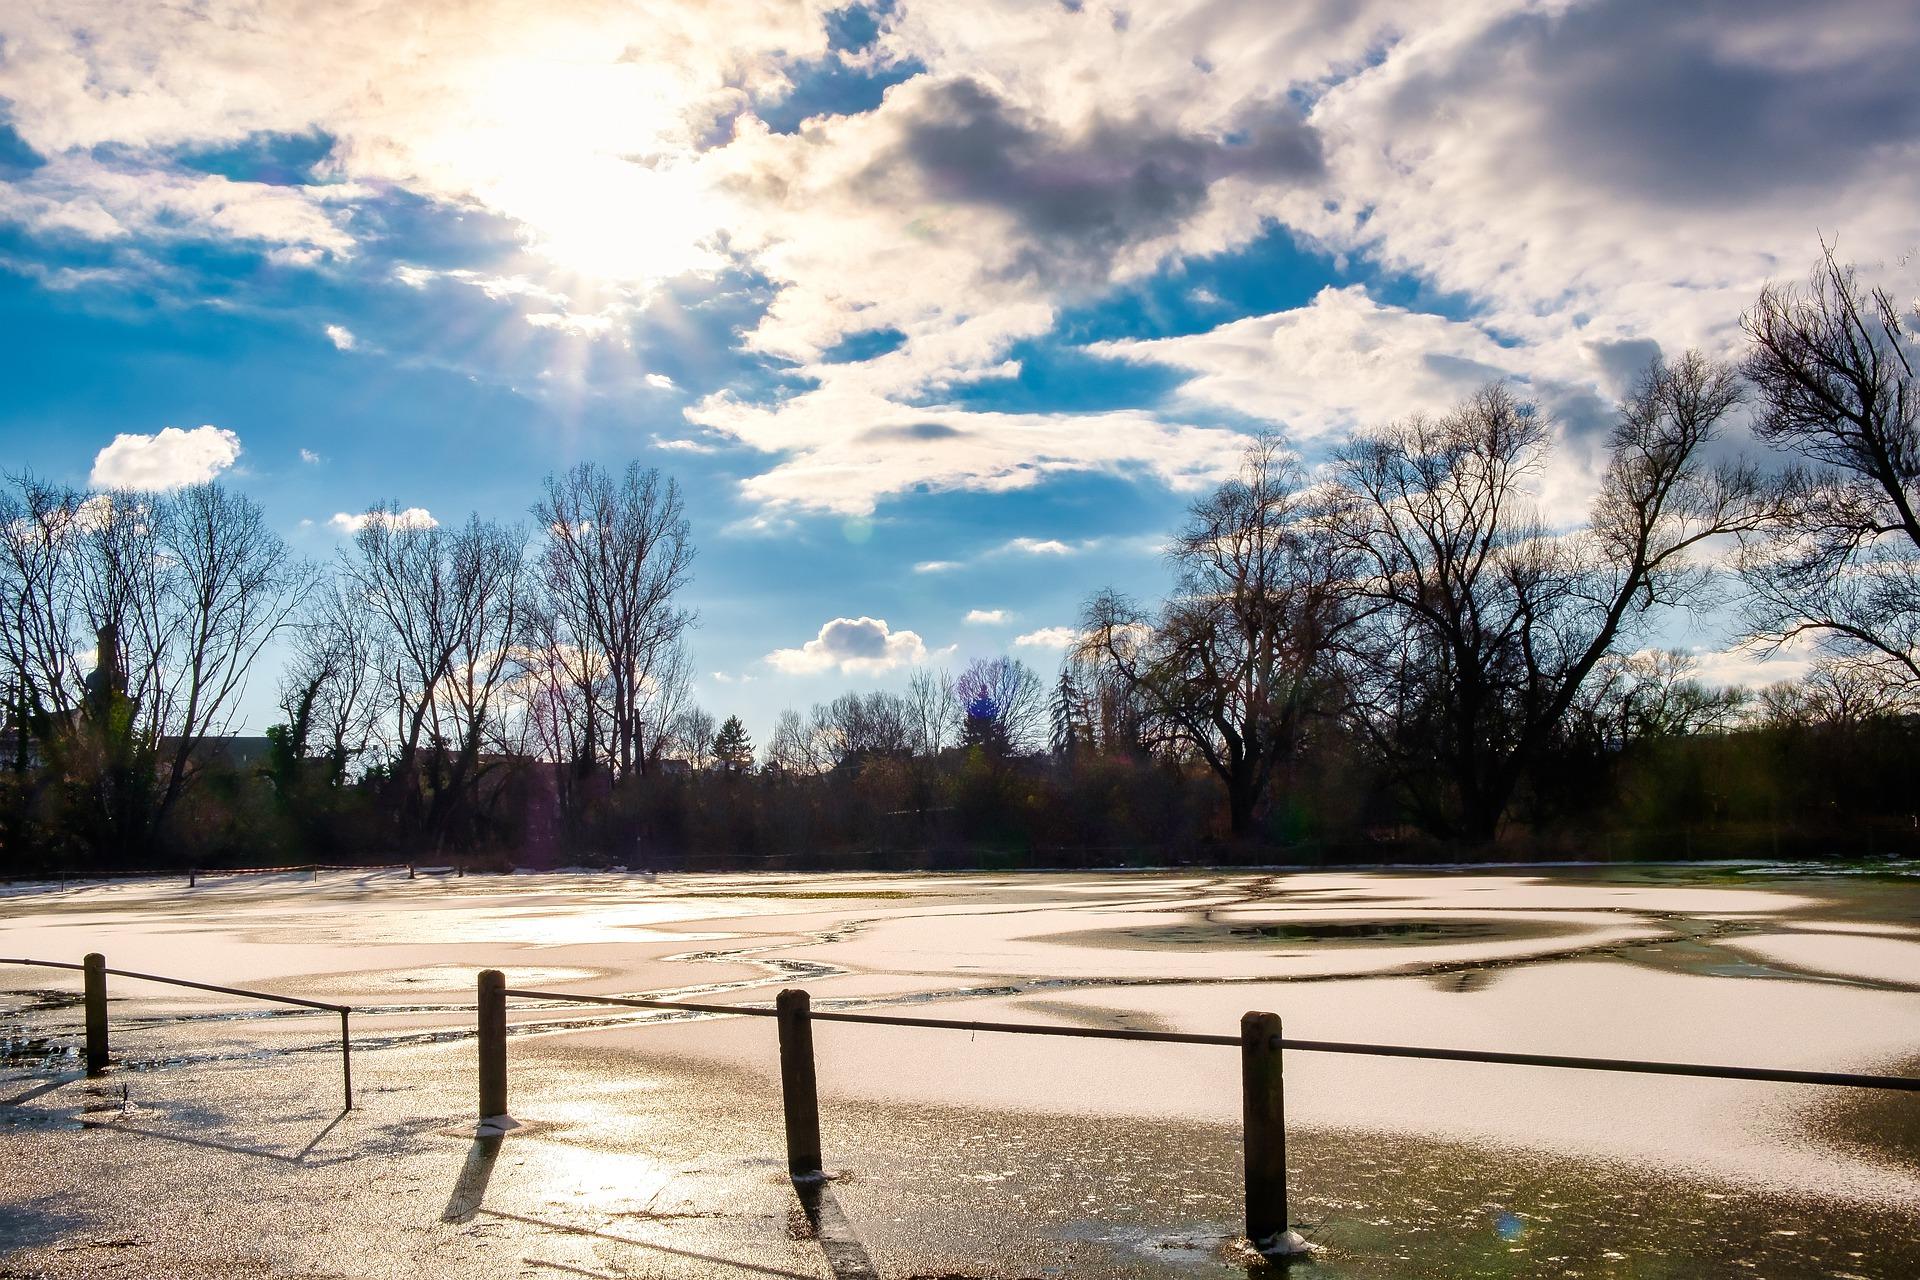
[478,969,508,1121]
[777,988,824,1179]
[83,952,108,1076]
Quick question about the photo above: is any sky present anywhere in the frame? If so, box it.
[3,0,1919,740]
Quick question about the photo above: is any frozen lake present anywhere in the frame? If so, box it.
[3,864,1918,1277]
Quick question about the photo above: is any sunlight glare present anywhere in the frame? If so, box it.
[443,53,730,287]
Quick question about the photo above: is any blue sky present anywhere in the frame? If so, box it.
[3,0,1918,740]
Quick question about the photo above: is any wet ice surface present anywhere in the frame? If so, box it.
[3,864,1920,1277]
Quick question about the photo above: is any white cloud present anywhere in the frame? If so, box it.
[0,155,356,260]
[1687,638,1819,691]
[964,608,1007,625]
[526,310,624,340]
[1003,537,1076,556]
[690,394,1248,517]
[90,424,241,490]
[12,0,1920,531]
[324,324,356,350]
[765,616,929,675]
[645,372,676,390]
[299,448,322,465]
[0,1,832,286]
[914,560,962,574]
[326,507,439,535]
[1093,285,1523,437]
[652,435,720,454]
[1014,626,1079,650]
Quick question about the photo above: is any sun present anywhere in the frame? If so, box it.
[436,53,732,287]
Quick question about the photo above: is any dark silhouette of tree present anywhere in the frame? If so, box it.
[950,656,1042,756]
[1740,246,1920,695]
[1048,666,1083,760]
[0,479,306,857]
[530,462,695,780]
[672,707,717,771]
[1333,361,1765,840]
[342,507,526,851]
[713,714,754,776]
[810,691,915,768]
[1080,434,1354,837]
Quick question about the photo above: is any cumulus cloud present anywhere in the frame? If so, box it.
[90,424,241,490]
[964,608,1007,625]
[856,76,1321,285]
[327,507,439,535]
[765,616,929,675]
[1295,0,1920,357]
[644,372,676,390]
[324,324,356,350]
[1013,626,1079,650]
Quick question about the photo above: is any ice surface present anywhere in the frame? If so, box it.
[3,863,1918,1276]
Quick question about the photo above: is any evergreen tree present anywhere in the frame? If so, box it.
[713,715,754,776]
[1049,668,1080,760]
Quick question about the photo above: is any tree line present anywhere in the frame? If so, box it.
[2,246,1916,870]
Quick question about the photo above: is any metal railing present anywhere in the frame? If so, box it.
[0,955,354,1110]
[483,979,1920,1257]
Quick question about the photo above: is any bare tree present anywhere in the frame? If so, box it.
[904,666,952,758]
[764,708,817,775]
[279,575,389,784]
[1569,649,1748,748]
[1080,435,1353,836]
[147,484,311,824]
[951,656,1044,756]
[1334,365,1764,840]
[1739,246,1920,693]
[809,690,915,768]
[0,476,89,749]
[670,707,717,770]
[531,462,695,780]
[1755,661,1918,727]
[342,506,526,849]
[0,480,306,850]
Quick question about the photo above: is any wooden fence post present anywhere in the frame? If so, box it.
[83,952,108,1076]
[478,969,507,1120]
[776,988,824,1178]
[1241,1011,1308,1257]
